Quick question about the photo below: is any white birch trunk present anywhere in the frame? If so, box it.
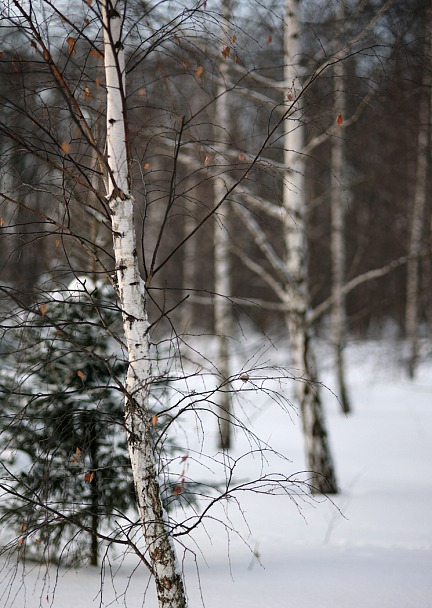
[406,5,431,378]
[214,0,233,450]
[330,3,351,414]
[283,0,337,493]
[102,3,187,606]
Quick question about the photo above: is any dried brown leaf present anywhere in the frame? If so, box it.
[91,48,102,61]
[82,86,92,101]
[67,36,76,57]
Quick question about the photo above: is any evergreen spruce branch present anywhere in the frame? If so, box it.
[0,474,154,575]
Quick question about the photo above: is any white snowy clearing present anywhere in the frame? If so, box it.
[1,337,431,607]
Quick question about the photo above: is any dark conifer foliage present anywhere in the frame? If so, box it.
[0,279,132,566]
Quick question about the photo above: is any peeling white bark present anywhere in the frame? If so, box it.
[102,2,187,606]
[103,1,128,196]
[283,0,337,493]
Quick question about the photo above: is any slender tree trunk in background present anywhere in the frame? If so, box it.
[406,4,431,378]
[331,2,351,414]
[283,0,338,494]
[88,417,99,567]
[214,206,232,450]
[0,154,41,292]
[181,203,196,332]
[214,0,233,451]
[103,3,187,606]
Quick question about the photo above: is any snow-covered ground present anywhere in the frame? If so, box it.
[1,338,431,607]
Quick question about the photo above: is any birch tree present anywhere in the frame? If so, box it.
[213,0,234,450]
[405,1,431,378]
[282,0,338,494]
[330,1,351,414]
[102,3,187,605]
[219,0,393,490]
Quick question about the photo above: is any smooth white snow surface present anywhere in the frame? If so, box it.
[1,339,431,607]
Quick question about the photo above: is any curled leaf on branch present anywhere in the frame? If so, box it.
[83,87,92,101]
[66,36,77,56]
[90,48,103,60]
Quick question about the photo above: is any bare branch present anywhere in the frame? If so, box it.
[309,256,408,324]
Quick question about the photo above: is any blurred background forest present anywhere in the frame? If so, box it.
[1,0,430,347]
[1,0,431,377]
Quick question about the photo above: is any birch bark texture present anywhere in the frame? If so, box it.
[214,0,234,450]
[102,2,187,606]
[330,2,351,414]
[405,1,431,378]
[283,0,338,494]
